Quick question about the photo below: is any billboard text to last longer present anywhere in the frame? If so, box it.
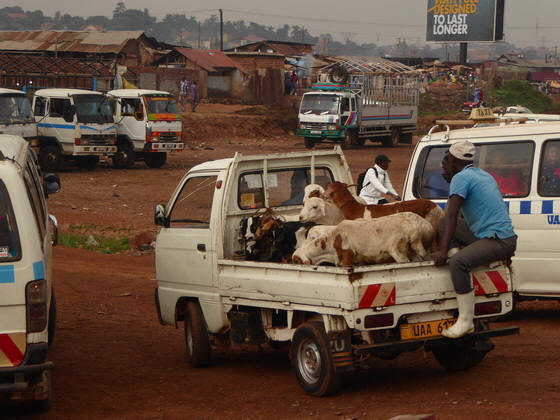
[426,0,505,42]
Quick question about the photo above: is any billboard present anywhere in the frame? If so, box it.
[426,0,505,42]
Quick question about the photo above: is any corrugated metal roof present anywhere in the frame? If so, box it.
[175,48,247,73]
[0,54,114,76]
[0,30,145,54]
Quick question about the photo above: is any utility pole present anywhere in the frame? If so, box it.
[219,9,223,51]
[198,22,201,48]
[301,28,304,44]
[459,42,467,65]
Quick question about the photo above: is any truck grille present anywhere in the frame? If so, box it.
[82,134,114,145]
[306,122,328,130]
[158,132,179,142]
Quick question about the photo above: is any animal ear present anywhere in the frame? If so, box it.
[308,190,322,199]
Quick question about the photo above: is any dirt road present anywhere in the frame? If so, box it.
[5,105,560,419]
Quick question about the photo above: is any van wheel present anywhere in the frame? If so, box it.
[48,290,56,347]
[432,341,489,371]
[291,322,342,396]
[184,301,212,367]
[112,144,135,169]
[145,152,167,168]
[304,137,315,149]
[76,156,99,170]
[39,146,63,172]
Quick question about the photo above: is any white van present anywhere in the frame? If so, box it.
[33,89,117,171]
[107,89,183,169]
[0,135,59,411]
[403,122,560,302]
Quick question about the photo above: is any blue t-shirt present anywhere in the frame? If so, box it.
[449,165,515,239]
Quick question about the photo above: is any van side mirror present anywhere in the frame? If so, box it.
[43,173,61,197]
[63,105,75,123]
[154,204,167,227]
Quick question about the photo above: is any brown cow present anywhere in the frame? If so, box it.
[323,181,443,233]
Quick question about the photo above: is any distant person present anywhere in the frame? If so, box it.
[290,71,298,95]
[541,143,560,195]
[179,76,189,112]
[487,153,525,197]
[190,81,199,112]
[359,154,401,205]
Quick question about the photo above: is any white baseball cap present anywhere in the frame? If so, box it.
[449,140,475,161]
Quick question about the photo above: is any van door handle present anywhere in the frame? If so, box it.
[197,243,206,252]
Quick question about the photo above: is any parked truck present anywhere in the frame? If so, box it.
[296,57,420,149]
[154,147,518,396]
[32,89,117,171]
[0,88,37,142]
[107,89,183,169]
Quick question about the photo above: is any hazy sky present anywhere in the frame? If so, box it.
[8,0,560,48]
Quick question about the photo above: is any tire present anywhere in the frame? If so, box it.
[356,137,365,147]
[382,128,400,148]
[145,152,167,168]
[48,290,56,347]
[76,156,99,170]
[290,322,342,396]
[342,130,356,149]
[432,341,488,371]
[184,301,212,368]
[39,145,63,172]
[304,137,315,149]
[112,143,135,169]
[400,132,413,144]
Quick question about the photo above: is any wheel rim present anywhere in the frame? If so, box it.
[115,150,129,167]
[297,337,322,385]
[44,152,57,168]
[186,322,194,355]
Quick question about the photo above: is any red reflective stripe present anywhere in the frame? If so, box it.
[472,274,484,296]
[385,286,396,306]
[0,334,24,366]
[486,270,509,293]
[359,284,382,308]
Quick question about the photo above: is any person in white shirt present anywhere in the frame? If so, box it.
[359,154,401,204]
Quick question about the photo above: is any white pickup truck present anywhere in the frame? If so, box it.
[154,147,518,396]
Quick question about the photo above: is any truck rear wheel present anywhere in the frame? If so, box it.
[145,152,167,168]
[39,145,63,172]
[382,128,400,148]
[112,144,135,169]
[184,301,212,368]
[432,340,490,371]
[291,321,342,396]
[304,137,315,149]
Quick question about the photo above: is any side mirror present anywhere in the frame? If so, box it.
[43,173,61,197]
[63,105,75,123]
[154,204,167,227]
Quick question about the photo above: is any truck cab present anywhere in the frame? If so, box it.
[0,88,37,142]
[33,89,117,171]
[107,89,183,169]
[0,135,60,411]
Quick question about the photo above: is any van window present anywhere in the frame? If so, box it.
[23,163,47,241]
[0,181,21,261]
[539,140,560,196]
[34,97,47,117]
[238,167,334,209]
[49,98,71,119]
[169,176,217,228]
[416,141,534,199]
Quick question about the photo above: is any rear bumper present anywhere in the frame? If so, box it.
[0,343,52,393]
[354,326,519,356]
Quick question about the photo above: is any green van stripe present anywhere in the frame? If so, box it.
[33,261,45,280]
[0,265,15,283]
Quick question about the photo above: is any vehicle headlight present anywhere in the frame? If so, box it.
[299,123,307,129]
[327,124,337,130]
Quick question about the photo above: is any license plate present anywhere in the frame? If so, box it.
[310,130,321,134]
[400,318,457,340]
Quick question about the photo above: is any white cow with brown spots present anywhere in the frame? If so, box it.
[292,212,435,267]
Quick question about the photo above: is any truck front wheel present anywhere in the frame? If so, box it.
[342,131,356,149]
[432,340,491,371]
[304,137,315,149]
[39,145,63,172]
[184,301,212,368]
[290,322,342,396]
[112,144,135,169]
[145,152,167,168]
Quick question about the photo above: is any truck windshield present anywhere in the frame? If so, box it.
[300,94,340,115]
[145,95,180,119]
[73,95,114,124]
[0,94,33,124]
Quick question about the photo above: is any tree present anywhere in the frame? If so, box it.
[113,2,126,16]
